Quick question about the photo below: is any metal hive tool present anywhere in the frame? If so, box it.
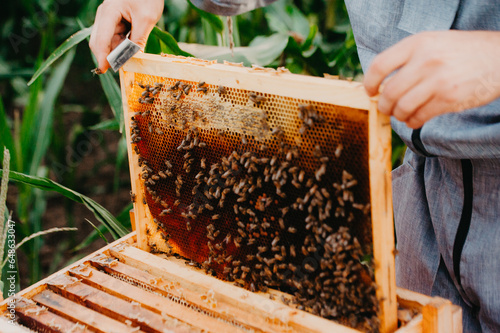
[121,53,396,332]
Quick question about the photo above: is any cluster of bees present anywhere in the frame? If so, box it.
[130,79,379,331]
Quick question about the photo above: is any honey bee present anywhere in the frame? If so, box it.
[130,191,136,202]
[335,144,343,158]
[218,85,227,94]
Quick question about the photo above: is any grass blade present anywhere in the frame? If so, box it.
[27,27,92,86]
[0,227,77,270]
[73,223,108,252]
[0,169,129,239]
[0,149,10,269]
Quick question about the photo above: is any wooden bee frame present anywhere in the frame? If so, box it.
[121,53,396,331]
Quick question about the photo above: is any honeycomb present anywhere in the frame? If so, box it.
[126,67,379,331]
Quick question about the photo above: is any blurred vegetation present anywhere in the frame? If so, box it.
[0,0,405,296]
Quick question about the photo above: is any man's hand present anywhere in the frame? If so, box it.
[364,30,500,129]
[89,0,164,73]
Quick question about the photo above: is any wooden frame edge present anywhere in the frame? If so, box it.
[369,99,397,332]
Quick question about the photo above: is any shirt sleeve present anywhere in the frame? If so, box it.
[190,0,278,16]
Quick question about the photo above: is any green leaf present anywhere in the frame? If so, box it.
[73,223,109,252]
[114,135,128,191]
[19,35,47,172]
[27,49,76,176]
[88,118,120,131]
[0,97,16,170]
[85,219,109,244]
[179,33,289,67]
[187,0,224,33]
[150,27,194,57]
[301,24,317,52]
[145,31,162,55]
[90,51,124,133]
[265,2,310,37]
[0,169,129,239]
[27,27,92,86]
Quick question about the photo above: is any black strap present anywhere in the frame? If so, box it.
[411,128,434,157]
[452,159,473,288]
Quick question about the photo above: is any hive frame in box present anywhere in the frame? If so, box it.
[0,232,461,333]
[120,53,396,332]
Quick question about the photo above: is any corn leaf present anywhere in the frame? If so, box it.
[0,169,129,239]
[90,52,124,133]
[27,27,92,86]
[27,49,76,176]
[150,27,194,57]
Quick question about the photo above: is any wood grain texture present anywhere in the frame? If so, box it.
[109,243,360,333]
[122,53,370,110]
[368,99,397,332]
[0,233,136,312]
[32,290,146,333]
[13,297,89,333]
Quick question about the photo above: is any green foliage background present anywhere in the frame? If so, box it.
[0,0,405,296]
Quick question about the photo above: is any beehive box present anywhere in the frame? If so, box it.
[0,232,461,333]
[0,53,461,333]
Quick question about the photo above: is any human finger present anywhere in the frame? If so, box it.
[386,74,440,123]
[364,35,418,96]
[404,101,443,129]
[377,59,431,116]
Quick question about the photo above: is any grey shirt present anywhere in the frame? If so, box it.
[346,1,500,332]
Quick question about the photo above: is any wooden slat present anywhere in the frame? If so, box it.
[109,244,360,333]
[32,290,146,333]
[369,98,397,332]
[89,252,309,332]
[68,264,244,333]
[122,53,371,110]
[0,233,136,312]
[45,274,189,333]
[395,314,423,333]
[13,297,90,332]
[0,317,37,333]
[422,298,453,333]
[85,255,270,333]
[120,70,149,252]
[130,209,136,231]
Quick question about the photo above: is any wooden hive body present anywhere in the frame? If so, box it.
[0,53,461,333]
